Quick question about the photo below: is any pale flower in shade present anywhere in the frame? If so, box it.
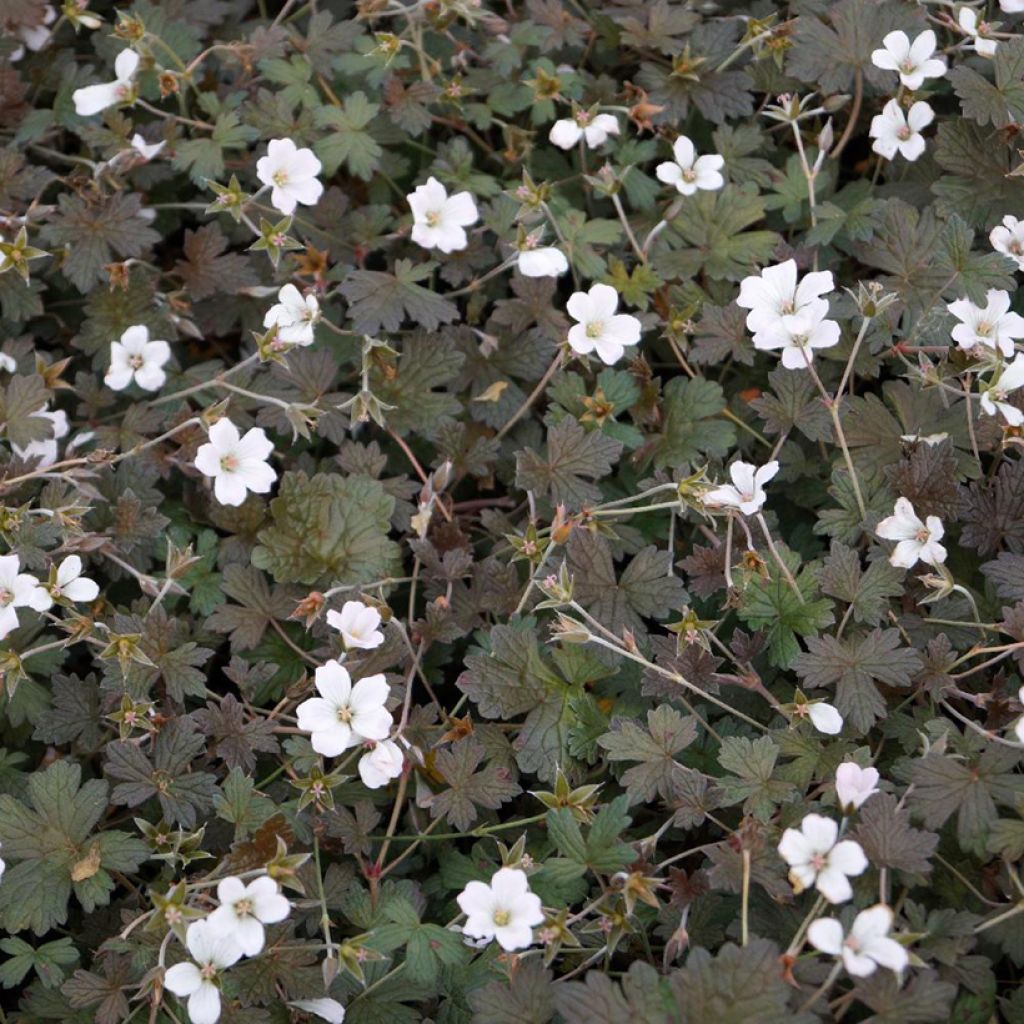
[288,999,346,1023]
[876,497,946,568]
[326,601,384,650]
[12,405,68,467]
[566,283,642,365]
[1003,0,1024,12]
[870,30,946,89]
[991,215,1024,271]
[808,905,909,978]
[959,8,998,56]
[47,555,99,604]
[193,419,277,507]
[980,354,1024,425]
[808,701,844,736]
[736,259,834,336]
[10,4,56,60]
[548,111,619,150]
[751,304,841,369]
[163,920,243,1024]
[105,325,171,392]
[256,138,323,216]
[948,288,1024,357]
[296,660,392,757]
[263,283,320,346]
[358,739,405,789]
[408,176,478,253]
[835,763,880,813]
[73,48,140,116]
[207,876,290,957]
[457,868,545,952]
[0,555,50,640]
[704,460,779,516]
[1014,686,1024,743]
[130,133,165,161]
[656,136,725,196]
[869,99,934,162]
[517,246,569,278]
[777,813,868,904]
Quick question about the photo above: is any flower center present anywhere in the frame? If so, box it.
[337,705,354,724]
[0,588,12,607]
[585,321,604,339]
[200,963,218,981]
[234,898,253,917]
[780,299,795,315]
[219,454,239,473]
[898,58,916,74]
[681,168,697,182]
[425,210,442,227]
[1011,242,1023,256]
[976,320,993,337]
[129,354,145,369]
[845,935,861,953]
[272,169,290,187]
[809,852,827,871]
[115,84,130,100]
[914,527,931,543]
[492,908,511,926]
[896,125,911,141]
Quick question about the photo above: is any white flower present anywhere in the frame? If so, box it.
[959,7,998,55]
[991,215,1024,271]
[263,284,320,347]
[105,325,171,392]
[1003,0,1024,11]
[288,999,346,1023]
[73,48,140,117]
[12,405,68,467]
[549,111,619,150]
[835,763,880,813]
[358,739,405,789]
[130,133,165,161]
[948,288,1024,357]
[808,702,843,736]
[736,259,834,336]
[193,419,277,507]
[870,30,946,89]
[207,876,290,957]
[326,601,384,650]
[517,246,568,277]
[163,920,243,1024]
[980,354,1024,425]
[0,842,4,881]
[704,460,779,516]
[48,555,99,604]
[869,99,933,162]
[256,138,323,216]
[751,305,841,369]
[1015,686,1024,743]
[566,283,642,365]
[655,136,725,196]
[457,868,545,952]
[875,497,946,568]
[777,813,868,904]
[0,352,14,373]
[0,555,50,640]
[808,905,909,978]
[10,4,55,59]
[408,176,478,254]
[296,660,392,757]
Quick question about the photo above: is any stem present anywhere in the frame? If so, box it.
[755,513,805,605]
[610,191,645,264]
[740,847,751,946]
[495,352,562,440]
[799,962,843,1014]
[313,833,335,959]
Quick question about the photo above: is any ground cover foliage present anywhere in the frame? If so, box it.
[4,0,1024,1021]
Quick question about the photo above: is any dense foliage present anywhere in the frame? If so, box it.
[4,0,1024,1021]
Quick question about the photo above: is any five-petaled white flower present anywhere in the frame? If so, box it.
[736,259,834,336]
[408,176,478,254]
[256,138,323,216]
[163,919,243,1024]
[326,601,384,650]
[358,739,405,789]
[808,701,843,736]
[959,8,998,56]
[656,136,725,196]
[517,246,569,278]
[193,419,276,507]
[457,868,545,952]
[130,133,165,161]
[875,497,946,568]
[296,660,392,757]
[207,876,290,957]
[869,99,934,162]
[751,305,841,369]
[948,288,1024,357]
[870,30,946,89]
[980,354,1024,425]
[778,813,868,904]
[549,111,619,150]
[105,325,171,392]
[808,905,909,978]
[47,555,99,604]
[835,763,880,814]
[73,48,140,116]
[12,405,68,467]
[263,284,320,347]
[991,215,1024,271]
[704,460,779,516]
[566,283,641,365]
[288,999,346,1024]
[0,555,50,640]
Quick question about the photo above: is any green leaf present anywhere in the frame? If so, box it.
[173,112,259,184]
[314,92,383,179]
[214,767,277,840]
[852,792,938,874]
[650,376,736,470]
[428,739,521,831]
[819,543,904,626]
[717,736,796,820]
[0,374,52,449]
[253,471,401,585]
[0,936,77,989]
[950,38,1024,129]
[547,795,636,876]
[556,962,677,1024]
[340,259,459,333]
